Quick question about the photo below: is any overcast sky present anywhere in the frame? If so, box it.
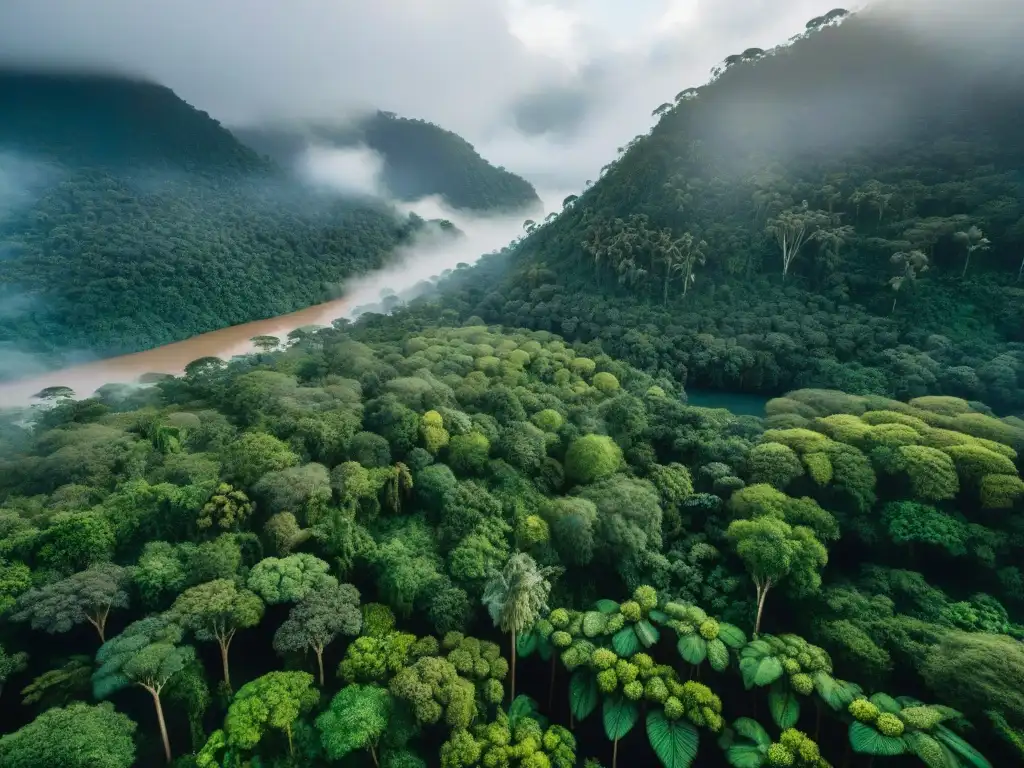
[0,0,852,189]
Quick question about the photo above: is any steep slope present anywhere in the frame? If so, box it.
[0,70,427,375]
[408,7,1024,414]
[234,111,541,212]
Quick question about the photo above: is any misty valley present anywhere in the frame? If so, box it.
[2,3,1024,768]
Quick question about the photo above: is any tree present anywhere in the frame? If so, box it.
[726,516,827,635]
[0,643,28,701]
[670,232,709,300]
[316,683,392,766]
[0,702,136,768]
[20,656,92,709]
[11,563,129,643]
[93,616,195,763]
[221,431,299,487]
[170,579,264,691]
[888,249,928,312]
[766,203,831,279]
[247,553,338,604]
[482,553,557,701]
[197,484,254,532]
[274,582,363,685]
[225,671,320,759]
[251,335,280,352]
[954,225,990,278]
[565,434,623,485]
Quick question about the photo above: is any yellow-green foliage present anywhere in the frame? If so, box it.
[785,389,869,416]
[475,356,501,374]
[813,414,872,444]
[765,397,818,419]
[531,409,564,432]
[761,428,830,454]
[894,445,959,501]
[860,410,930,432]
[747,442,804,489]
[570,357,596,377]
[979,474,1024,509]
[864,423,921,450]
[908,395,973,416]
[802,452,833,486]
[592,372,620,394]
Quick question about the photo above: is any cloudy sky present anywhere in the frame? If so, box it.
[0,0,853,189]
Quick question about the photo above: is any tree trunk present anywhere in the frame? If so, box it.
[148,686,173,764]
[891,295,897,314]
[663,271,670,305]
[316,647,325,687]
[754,581,771,636]
[220,638,232,692]
[612,737,619,768]
[962,251,971,278]
[86,612,107,643]
[286,723,294,757]
[1017,254,1023,282]
[510,630,517,702]
[369,743,379,768]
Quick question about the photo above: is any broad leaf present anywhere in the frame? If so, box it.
[732,718,771,747]
[904,731,960,768]
[869,692,902,714]
[769,680,800,729]
[517,631,538,658]
[613,626,641,657]
[677,633,707,666]
[570,670,599,721]
[934,726,993,768]
[707,638,730,672]
[595,599,620,614]
[636,619,660,648]
[812,672,856,711]
[740,655,783,689]
[725,743,767,768]
[648,609,670,625]
[603,695,640,741]
[537,635,553,662]
[717,623,747,649]
[647,710,700,768]
[849,722,907,756]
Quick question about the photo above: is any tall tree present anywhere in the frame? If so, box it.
[170,579,264,692]
[11,563,129,643]
[273,583,363,686]
[224,671,320,760]
[482,553,558,701]
[316,684,392,767]
[954,225,990,278]
[0,702,137,768]
[888,249,929,312]
[93,616,195,764]
[766,203,831,279]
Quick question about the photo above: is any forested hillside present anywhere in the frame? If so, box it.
[0,316,1022,766]
[235,111,541,212]
[0,72,489,376]
[428,7,1024,415]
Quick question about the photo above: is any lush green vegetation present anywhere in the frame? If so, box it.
[427,7,1024,414]
[235,110,541,212]
[0,318,1022,766]
[0,72,516,375]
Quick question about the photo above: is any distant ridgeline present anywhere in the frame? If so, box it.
[234,111,541,212]
[0,71,508,377]
[402,7,1024,414]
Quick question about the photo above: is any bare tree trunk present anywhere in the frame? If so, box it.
[86,612,107,643]
[369,743,379,768]
[962,251,971,278]
[1017,254,1023,282]
[148,686,172,764]
[754,581,771,636]
[316,647,325,687]
[892,295,897,314]
[220,638,232,692]
[548,655,556,712]
[510,630,517,703]
[612,737,619,768]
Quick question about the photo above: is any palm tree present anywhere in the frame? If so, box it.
[482,553,558,702]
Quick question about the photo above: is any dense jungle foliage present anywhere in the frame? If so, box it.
[0,318,1023,767]
[0,71,525,375]
[429,7,1024,414]
[235,111,541,212]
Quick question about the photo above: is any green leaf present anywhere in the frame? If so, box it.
[636,619,660,648]
[595,599,620,614]
[740,654,783,689]
[869,692,903,714]
[647,710,700,768]
[933,726,993,768]
[725,743,767,768]
[677,633,707,666]
[717,623,747,649]
[904,731,960,768]
[812,672,858,711]
[613,626,641,657]
[707,638,730,672]
[849,722,907,756]
[517,631,538,658]
[603,695,640,741]
[648,609,669,625]
[732,718,771,747]
[769,680,800,729]
[537,635,553,662]
[569,670,599,721]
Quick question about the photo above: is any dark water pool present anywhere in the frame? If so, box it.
[684,389,772,417]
